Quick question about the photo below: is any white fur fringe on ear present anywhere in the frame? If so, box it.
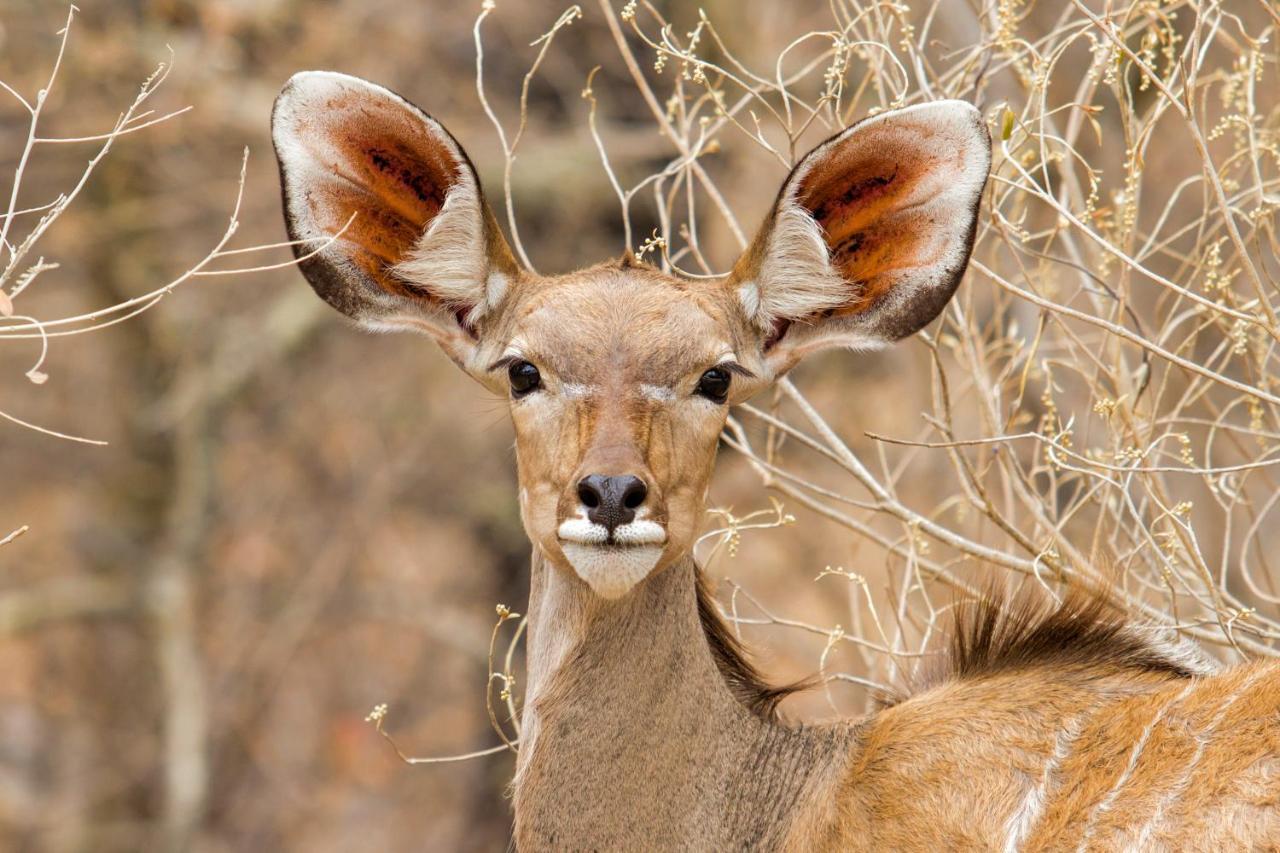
[735,99,991,354]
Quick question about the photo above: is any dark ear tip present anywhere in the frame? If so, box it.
[885,265,969,343]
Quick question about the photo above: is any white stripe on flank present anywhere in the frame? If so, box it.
[1133,666,1270,848]
[1074,681,1196,853]
[1002,717,1083,853]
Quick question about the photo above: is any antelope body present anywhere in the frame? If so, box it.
[272,71,1280,850]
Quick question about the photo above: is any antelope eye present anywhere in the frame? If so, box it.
[695,367,731,404]
[508,360,542,397]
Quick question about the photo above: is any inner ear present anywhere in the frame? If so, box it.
[795,124,970,319]
[730,100,991,360]
[308,111,456,297]
[272,71,518,338]
[763,316,791,351]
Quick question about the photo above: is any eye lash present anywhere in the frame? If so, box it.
[719,361,756,379]
[488,355,518,373]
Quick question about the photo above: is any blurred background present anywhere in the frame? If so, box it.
[2,0,1278,850]
[0,2,893,849]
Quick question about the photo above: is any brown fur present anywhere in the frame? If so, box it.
[820,660,1279,851]
[813,590,1276,851]
[272,73,1278,850]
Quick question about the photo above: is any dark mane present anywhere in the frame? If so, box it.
[932,587,1204,689]
[699,579,1208,716]
[695,571,812,720]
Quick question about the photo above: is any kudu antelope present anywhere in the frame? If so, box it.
[272,71,1280,850]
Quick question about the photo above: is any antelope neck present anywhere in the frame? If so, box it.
[512,551,854,848]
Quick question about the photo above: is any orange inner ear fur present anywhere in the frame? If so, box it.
[301,94,461,299]
[797,144,949,316]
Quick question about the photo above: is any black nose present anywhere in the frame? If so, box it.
[577,474,648,534]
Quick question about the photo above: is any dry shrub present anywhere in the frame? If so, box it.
[2,0,1278,846]
[468,0,1280,715]
[0,8,303,458]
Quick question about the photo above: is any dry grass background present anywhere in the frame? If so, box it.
[1,0,1278,850]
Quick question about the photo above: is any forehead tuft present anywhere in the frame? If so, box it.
[512,266,733,380]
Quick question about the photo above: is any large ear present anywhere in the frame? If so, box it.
[729,100,990,373]
[271,71,519,365]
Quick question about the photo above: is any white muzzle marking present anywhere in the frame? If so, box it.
[557,518,667,599]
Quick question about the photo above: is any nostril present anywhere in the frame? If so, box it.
[578,474,646,531]
[577,479,601,509]
[622,478,647,510]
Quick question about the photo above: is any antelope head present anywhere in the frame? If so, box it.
[272,72,990,600]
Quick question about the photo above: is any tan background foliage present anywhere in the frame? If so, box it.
[2,0,1278,850]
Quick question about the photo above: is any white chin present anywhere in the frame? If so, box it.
[560,543,663,600]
